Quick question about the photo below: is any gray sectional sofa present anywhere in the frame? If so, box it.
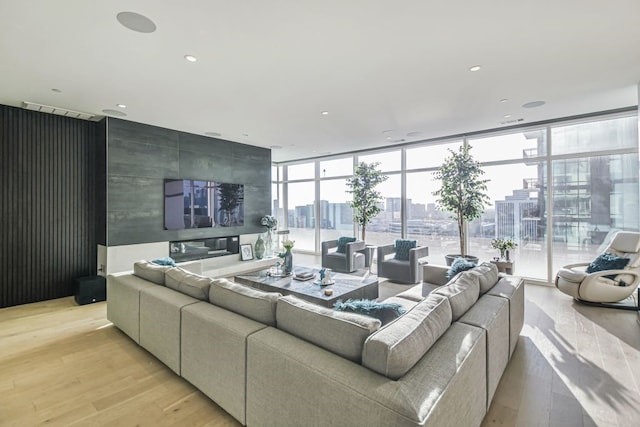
[107,260,524,427]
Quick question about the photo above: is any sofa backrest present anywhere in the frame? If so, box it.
[361,293,452,380]
[466,262,500,294]
[276,295,381,363]
[133,260,172,285]
[209,278,281,326]
[165,267,212,300]
[432,271,480,321]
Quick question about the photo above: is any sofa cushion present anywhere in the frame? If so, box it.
[432,271,480,321]
[362,293,453,380]
[467,262,500,294]
[333,299,406,325]
[165,268,212,301]
[394,239,417,260]
[276,295,381,363]
[209,278,281,326]
[446,257,477,280]
[133,260,171,285]
[336,236,356,254]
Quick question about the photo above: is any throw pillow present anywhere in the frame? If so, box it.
[334,299,406,325]
[446,257,477,280]
[151,256,176,267]
[394,239,417,260]
[336,236,356,254]
[585,252,630,279]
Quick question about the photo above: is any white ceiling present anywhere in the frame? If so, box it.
[1,0,639,162]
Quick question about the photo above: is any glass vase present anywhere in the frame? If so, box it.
[254,235,265,259]
[264,229,274,258]
[283,249,293,275]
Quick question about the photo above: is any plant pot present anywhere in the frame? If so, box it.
[445,254,480,266]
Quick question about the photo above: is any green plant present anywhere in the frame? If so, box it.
[490,238,518,252]
[433,144,490,257]
[346,161,388,241]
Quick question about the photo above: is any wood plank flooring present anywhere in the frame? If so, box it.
[1,284,639,426]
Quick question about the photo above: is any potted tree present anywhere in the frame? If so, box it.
[346,161,388,241]
[433,144,490,265]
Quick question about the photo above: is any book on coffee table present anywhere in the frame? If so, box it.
[293,270,315,281]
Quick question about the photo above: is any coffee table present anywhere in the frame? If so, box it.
[234,267,378,308]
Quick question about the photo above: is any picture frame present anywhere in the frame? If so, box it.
[240,243,253,261]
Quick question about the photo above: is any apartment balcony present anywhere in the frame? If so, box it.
[522,148,539,165]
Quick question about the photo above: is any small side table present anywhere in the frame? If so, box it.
[490,259,514,275]
[359,245,377,274]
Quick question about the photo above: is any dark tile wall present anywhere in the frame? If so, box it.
[0,105,98,307]
[106,118,271,246]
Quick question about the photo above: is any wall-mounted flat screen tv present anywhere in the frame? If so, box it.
[164,179,244,230]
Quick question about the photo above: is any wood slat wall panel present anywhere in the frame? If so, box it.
[0,105,98,307]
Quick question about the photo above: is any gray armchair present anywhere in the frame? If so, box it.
[321,239,366,273]
[377,243,429,284]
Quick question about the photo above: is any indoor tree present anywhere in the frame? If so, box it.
[433,144,490,260]
[346,161,388,241]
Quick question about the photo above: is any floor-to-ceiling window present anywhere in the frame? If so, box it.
[405,140,464,261]
[466,129,548,279]
[285,162,316,252]
[356,151,402,246]
[274,110,639,282]
[549,115,639,277]
[319,157,354,245]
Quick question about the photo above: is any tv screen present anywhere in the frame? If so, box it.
[164,179,244,230]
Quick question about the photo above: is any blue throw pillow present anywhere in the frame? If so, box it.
[394,239,417,260]
[151,256,176,267]
[446,257,477,280]
[334,299,406,325]
[336,236,356,254]
[585,252,629,279]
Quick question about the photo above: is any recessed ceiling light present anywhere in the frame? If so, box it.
[522,101,546,108]
[204,131,221,137]
[407,131,424,137]
[269,145,283,150]
[321,111,329,115]
[51,88,62,93]
[503,114,511,118]
[469,65,482,72]
[116,11,157,33]
[184,55,197,62]
[242,133,249,137]
[102,109,127,117]
[499,98,509,103]
[116,104,127,109]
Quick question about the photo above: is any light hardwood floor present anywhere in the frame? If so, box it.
[1,284,639,426]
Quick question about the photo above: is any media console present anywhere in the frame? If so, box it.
[169,236,239,263]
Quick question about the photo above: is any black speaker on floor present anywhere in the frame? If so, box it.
[74,275,106,305]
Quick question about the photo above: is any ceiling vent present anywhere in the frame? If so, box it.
[22,101,96,120]
[499,118,525,125]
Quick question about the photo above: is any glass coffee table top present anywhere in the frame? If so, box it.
[234,267,378,308]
